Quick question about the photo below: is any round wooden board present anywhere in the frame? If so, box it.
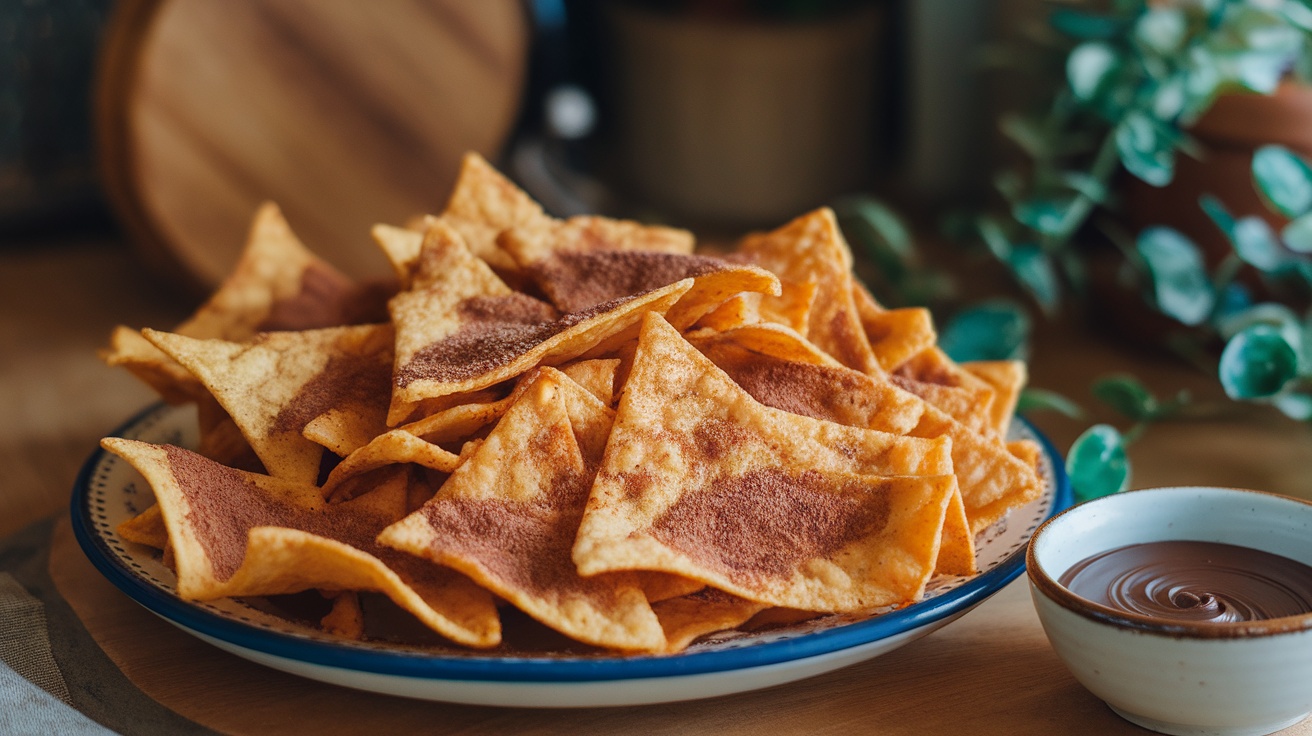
[97,0,530,293]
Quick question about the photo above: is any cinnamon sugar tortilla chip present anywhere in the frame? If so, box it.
[696,294,760,332]
[653,588,768,653]
[505,245,779,330]
[321,431,461,496]
[964,360,1027,438]
[103,205,392,403]
[638,572,706,604]
[389,222,693,422]
[736,209,880,374]
[320,591,365,639]
[696,335,1040,536]
[850,280,937,372]
[934,485,976,576]
[102,438,500,647]
[498,214,694,268]
[439,152,549,273]
[117,504,168,549]
[572,314,956,612]
[371,223,425,289]
[560,358,620,405]
[145,324,393,486]
[101,327,207,404]
[379,369,665,652]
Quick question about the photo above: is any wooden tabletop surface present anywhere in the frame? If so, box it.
[4,234,1312,734]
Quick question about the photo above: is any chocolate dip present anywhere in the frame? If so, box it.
[1059,540,1312,623]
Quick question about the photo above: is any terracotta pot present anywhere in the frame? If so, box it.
[1121,81,1312,269]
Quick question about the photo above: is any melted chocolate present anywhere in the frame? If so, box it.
[1059,541,1312,623]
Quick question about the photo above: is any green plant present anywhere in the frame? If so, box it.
[980,0,1312,308]
[967,0,1312,501]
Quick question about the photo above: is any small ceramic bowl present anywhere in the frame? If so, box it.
[1027,486,1312,736]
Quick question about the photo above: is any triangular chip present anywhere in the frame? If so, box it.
[694,330,1041,536]
[736,209,880,374]
[893,348,998,436]
[102,438,500,647]
[498,213,694,267]
[389,222,693,423]
[379,369,665,652]
[102,205,392,403]
[573,314,956,612]
[850,280,937,373]
[653,588,768,653]
[145,324,393,485]
[560,358,620,405]
[439,152,550,273]
[508,248,781,330]
[964,360,1027,438]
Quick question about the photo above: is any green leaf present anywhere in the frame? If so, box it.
[1068,42,1119,101]
[1280,0,1312,32]
[1199,193,1236,235]
[1281,211,1312,253]
[834,196,913,282]
[1116,112,1175,186]
[1050,8,1127,40]
[1000,113,1047,158]
[1014,198,1072,236]
[1272,392,1312,420]
[1135,8,1187,55]
[1252,145,1312,218]
[1017,388,1086,419]
[1067,424,1131,503]
[1059,171,1109,204]
[977,216,1013,260]
[1009,245,1062,314]
[939,301,1032,362]
[1231,216,1288,272]
[1219,324,1300,399]
[1092,374,1159,421]
[1215,302,1301,343]
[1136,226,1215,325]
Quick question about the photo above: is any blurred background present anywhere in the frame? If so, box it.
[1,0,1027,286]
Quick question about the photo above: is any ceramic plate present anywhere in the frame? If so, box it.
[71,403,1071,708]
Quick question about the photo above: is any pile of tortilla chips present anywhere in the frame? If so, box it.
[100,153,1043,654]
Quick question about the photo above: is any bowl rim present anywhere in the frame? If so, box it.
[1026,485,1312,639]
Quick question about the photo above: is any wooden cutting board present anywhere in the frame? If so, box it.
[97,0,530,294]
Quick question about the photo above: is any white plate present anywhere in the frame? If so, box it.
[72,403,1070,708]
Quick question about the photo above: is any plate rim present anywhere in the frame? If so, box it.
[71,403,1071,685]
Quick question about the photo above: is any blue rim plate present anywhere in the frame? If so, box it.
[71,403,1071,706]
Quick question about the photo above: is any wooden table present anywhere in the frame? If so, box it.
[4,235,1312,734]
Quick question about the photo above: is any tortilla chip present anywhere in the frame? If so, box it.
[101,326,207,404]
[560,358,620,406]
[439,152,549,273]
[850,280,937,373]
[653,588,768,653]
[102,438,500,647]
[117,504,169,549]
[371,223,425,289]
[572,314,956,612]
[388,222,693,423]
[510,249,780,331]
[696,334,1040,536]
[934,486,976,576]
[145,324,393,486]
[320,591,365,639]
[964,360,1027,438]
[379,369,665,652]
[498,214,694,269]
[737,209,880,374]
[322,431,462,496]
